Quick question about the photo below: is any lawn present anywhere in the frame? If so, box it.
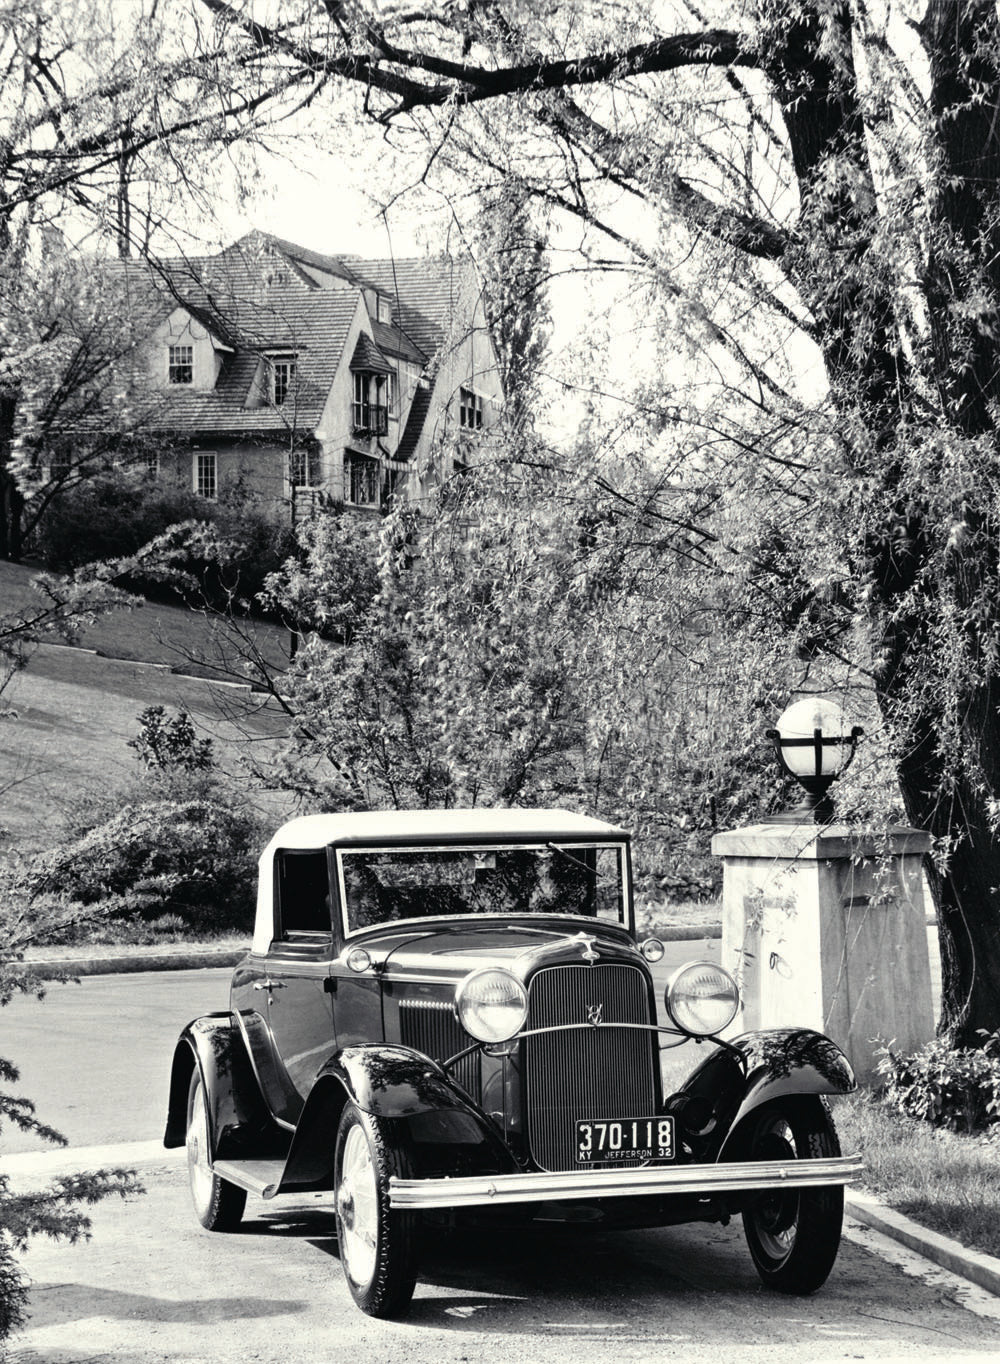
[836,1091,1000,1261]
[2,558,289,680]
[2,560,295,848]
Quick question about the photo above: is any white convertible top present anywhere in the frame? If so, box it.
[252,808,628,953]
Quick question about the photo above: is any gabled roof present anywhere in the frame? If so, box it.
[119,233,481,439]
[340,256,478,357]
[121,253,360,435]
[350,332,393,375]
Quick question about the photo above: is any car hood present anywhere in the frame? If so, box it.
[361,919,641,984]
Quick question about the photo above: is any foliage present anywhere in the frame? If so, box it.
[875,1036,1000,1136]
[259,507,380,644]
[32,471,207,573]
[0,859,143,1349]
[197,0,1000,1043]
[128,706,214,773]
[33,470,297,612]
[22,766,264,935]
[473,177,551,433]
[257,451,795,893]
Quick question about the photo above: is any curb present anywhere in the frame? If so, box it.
[20,948,247,979]
[846,1189,1000,1299]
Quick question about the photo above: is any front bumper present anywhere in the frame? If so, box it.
[389,1152,862,1210]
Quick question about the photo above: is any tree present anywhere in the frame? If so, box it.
[195,0,1000,1045]
[474,177,551,433]
[0,0,327,560]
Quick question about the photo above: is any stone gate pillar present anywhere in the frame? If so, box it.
[711,822,935,1085]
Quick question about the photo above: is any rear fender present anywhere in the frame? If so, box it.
[279,1043,517,1193]
[666,1028,856,1162]
[164,1014,280,1161]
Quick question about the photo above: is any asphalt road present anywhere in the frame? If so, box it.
[8,1151,1000,1364]
[6,953,1000,1362]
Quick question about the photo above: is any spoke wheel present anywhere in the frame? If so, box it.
[741,1098,844,1295]
[186,1068,246,1232]
[334,1103,416,1318]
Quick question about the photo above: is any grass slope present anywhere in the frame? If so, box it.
[2,560,294,848]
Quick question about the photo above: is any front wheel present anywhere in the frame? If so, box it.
[186,1068,247,1232]
[334,1103,416,1318]
[741,1098,844,1294]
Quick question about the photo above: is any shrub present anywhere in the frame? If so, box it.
[33,471,296,613]
[876,1034,1000,1134]
[128,706,214,772]
[25,770,264,935]
[34,470,206,572]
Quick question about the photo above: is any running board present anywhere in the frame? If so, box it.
[213,1159,287,1199]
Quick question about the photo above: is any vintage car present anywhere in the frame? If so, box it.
[164,809,861,1318]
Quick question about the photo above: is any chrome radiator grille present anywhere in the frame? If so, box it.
[399,999,482,1103]
[525,964,657,1172]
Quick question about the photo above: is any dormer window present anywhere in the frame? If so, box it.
[271,354,296,406]
[377,296,392,325]
[459,387,484,430]
[168,345,193,384]
[353,371,393,435]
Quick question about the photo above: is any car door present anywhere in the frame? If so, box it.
[234,848,338,1126]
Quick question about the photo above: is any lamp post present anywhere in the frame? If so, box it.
[713,694,933,1083]
[765,697,863,824]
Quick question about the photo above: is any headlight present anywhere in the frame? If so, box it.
[456,968,528,1044]
[664,961,739,1036]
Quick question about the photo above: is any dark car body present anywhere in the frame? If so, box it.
[165,809,860,1317]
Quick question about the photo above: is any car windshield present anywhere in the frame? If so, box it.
[338,843,628,934]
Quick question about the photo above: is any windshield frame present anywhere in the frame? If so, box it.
[335,839,633,940]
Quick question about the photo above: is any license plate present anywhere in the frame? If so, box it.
[575,1115,675,1164]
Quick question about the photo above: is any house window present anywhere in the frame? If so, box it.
[459,387,484,430]
[289,446,320,488]
[168,345,193,384]
[353,372,392,434]
[272,355,296,406]
[345,451,378,506]
[143,450,159,478]
[194,451,217,499]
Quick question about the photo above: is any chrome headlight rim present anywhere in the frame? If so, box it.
[455,966,529,1044]
[664,959,740,1037]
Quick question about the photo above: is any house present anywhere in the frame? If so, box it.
[117,232,502,513]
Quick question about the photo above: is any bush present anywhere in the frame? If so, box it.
[34,469,206,572]
[876,1034,1000,1134]
[128,706,214,772]
[25,769,264,935]
[33,471,296,612]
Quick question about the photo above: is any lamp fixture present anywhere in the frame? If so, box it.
[765,697,863,824]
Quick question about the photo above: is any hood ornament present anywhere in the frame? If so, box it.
[572,932,600,964]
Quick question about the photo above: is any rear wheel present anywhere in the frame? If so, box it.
[186,1068,247,1232]
[334,1103,416,1318]
[741,1098,844,1294]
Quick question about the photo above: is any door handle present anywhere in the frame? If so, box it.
[253,979,286,991]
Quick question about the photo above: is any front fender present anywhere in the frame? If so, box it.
[668,1028,856,1162]
[164,1014,279,1162]
[279,1043,516,1193]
